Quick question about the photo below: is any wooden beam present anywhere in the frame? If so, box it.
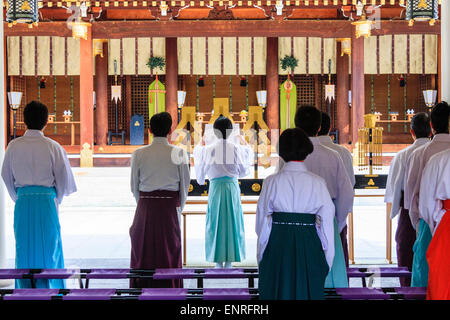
[4,20,440,38]
[94,41,108,146]
[336,44,350,145]
[266,37,279,131]
[351,25,365,146]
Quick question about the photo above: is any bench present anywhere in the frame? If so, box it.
[0,287,426,301]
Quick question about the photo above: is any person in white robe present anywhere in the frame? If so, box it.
[418,149,450,300]
[318,111,355,268]
[403,102,450,287]
[1,101,76,289]
[383,113,431,285]
[129,112,190,288]
[278,106,353,288]
[193,116,253,268]
[256,127,335,300]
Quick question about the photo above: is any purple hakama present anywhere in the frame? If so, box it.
[395,192,416,286]
[129,190,182,288]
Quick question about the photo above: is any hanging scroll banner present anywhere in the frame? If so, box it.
[111,85,121,103]
[279,78,297,132]
[148,75,166,123]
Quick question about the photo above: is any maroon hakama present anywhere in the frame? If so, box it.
[340,226,349,268]
[129,190,182,288]
[395,192,416,286]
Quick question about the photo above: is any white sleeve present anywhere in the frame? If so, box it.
[255,176,274,264]
[193,144,207,185]
[343,150,356,187]
[236,144,253,178]
[334,156,354,232]
[53,145,77,204]
[178,149,191,213]
[385,153,401,203]
[130,151,140,203]
[1,146,17,202]
[315,181,336,270]
[419,160,444,234]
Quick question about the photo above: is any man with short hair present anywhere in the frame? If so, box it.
[318,111,355,268]
[1,101,76,289]
[278,106,354,288]
[130,112,190,288]
[384,112,431,286]
[404,101,450,287]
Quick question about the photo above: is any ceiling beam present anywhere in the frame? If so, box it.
[3,20,440,38]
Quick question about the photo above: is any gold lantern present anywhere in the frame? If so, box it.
[337,38,351,56]
[69,20,92,41]
[352,11,375,39]
[93,39,108,58]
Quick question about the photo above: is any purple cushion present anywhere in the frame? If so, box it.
[0,269,29,279]
[346,267,411,278]
[85,269,130,279]
[4,289,59,301]
[204,269,245,278]
[139,288,188,300]
[153,269,196,280]
[62,289,116,300]
[33,269,80,279]
[203,288,251,300]
[335,288,390,300]
[394,287,427,300]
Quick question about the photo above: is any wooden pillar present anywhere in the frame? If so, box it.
[80,25,94,167]
[336,43,351,145]
[94,41,108,146]
[266,37,279,131]
[441,1,450,102]
[126,75,132,139]
[351,28,365,145]
[165,37,178,134]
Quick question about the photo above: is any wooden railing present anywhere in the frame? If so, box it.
[182,194,389,266]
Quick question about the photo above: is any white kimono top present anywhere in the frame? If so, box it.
[130,137,191,214]
[419,149,450,234]
[404,134,450,229]
[384,138,430,219]
[318,135,356,187]
[193,138,253,185]
[277,137,354,232]
[255,161,335,268]
[1,130,77,204]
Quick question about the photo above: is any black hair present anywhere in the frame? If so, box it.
[318,111,331,136]
[278,127,314,162]
[294,105,322,137]
[213,115,233,139]
[23,100,49,130]
[150,112,172,137]
[410,112,431,139]
[430,101,450,134]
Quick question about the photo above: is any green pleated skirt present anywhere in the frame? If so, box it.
[258,212,329,300]
[205,176,246,263]
[411,219,432,287]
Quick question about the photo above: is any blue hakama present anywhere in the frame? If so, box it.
[205,176,246,263]
[14,186,65,289]
[324,218,349,288]
[411,219,432,287]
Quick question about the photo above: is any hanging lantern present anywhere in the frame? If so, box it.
[406,0,439,26]
[7,0,39,27]
[93,39,108,58]
[69,20,91,41]
[352,12,375,39]
[337,38,351,56]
